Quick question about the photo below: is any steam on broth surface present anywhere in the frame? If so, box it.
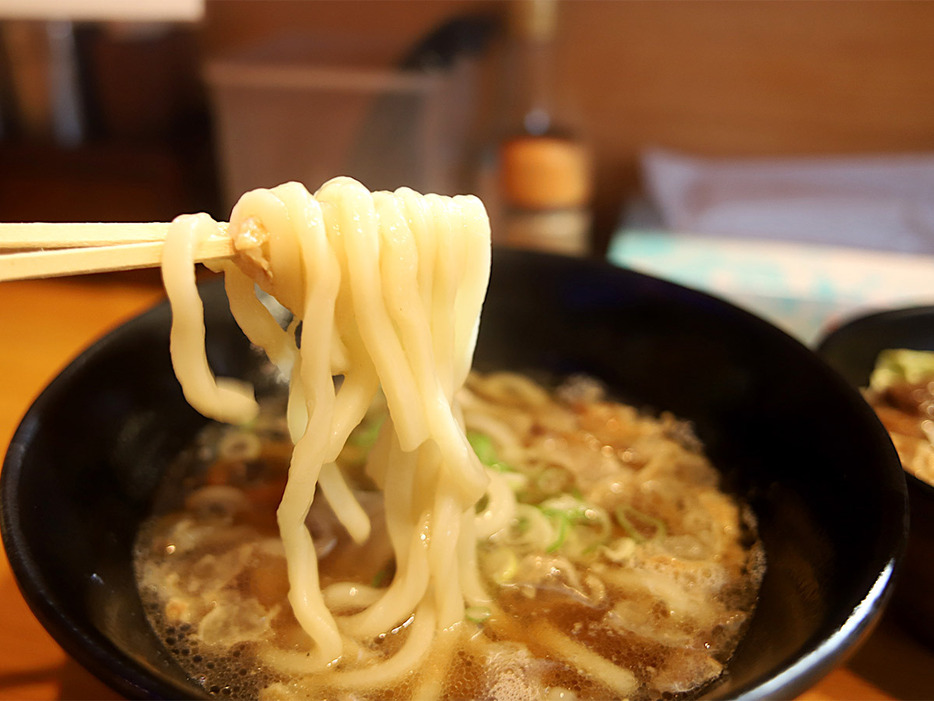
[147,178,764,700]
[135,373,763,701]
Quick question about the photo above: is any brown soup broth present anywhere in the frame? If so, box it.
[134,375,764,701]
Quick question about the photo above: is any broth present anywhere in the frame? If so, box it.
[135,373,764,701]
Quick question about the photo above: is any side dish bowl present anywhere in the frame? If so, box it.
[2,249,907,699]
[817,305,934,647]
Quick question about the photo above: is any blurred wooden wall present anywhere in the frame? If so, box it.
[556,0,934,248]
[202,0,934,251]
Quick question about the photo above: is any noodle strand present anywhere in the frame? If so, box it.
[163,178,493,673]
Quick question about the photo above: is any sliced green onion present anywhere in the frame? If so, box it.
[350,415,385,448]
[614,505,667,544]
[465,606,492,624]
[539,495,612,555]
[503,471,530,493]
[371,568,390,588]
[545,511,570,552]
[581,540,602,556]
[467,431,514,472]
[482,546,519,585]
[467,431,497,463]
[579,507,613,554]
[511,504,553,550]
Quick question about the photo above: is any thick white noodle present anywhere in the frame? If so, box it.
[162,177,493,676]
[162,213,258,426]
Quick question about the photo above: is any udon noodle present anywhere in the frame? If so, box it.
[145,177,763,700]
[161,177,491,663]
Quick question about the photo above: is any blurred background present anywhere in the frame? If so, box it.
[1,0,933,263]
[4,5,934,699]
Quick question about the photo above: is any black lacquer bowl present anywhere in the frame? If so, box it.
[1,250,907,699]
[817,305,934,648]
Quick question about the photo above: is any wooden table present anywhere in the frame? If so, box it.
[1,275,933,700]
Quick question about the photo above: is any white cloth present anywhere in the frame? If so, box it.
[642,148,934,255]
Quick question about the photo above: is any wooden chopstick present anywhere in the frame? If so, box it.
[0,221,230,249]
[1,222,171,250]
[0,222,235,282]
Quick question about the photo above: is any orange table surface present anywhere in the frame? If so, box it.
[1,276,933,700]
